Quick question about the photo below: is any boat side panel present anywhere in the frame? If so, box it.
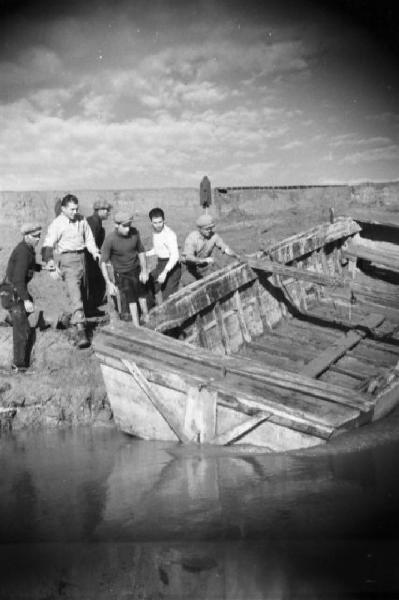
[372,378,399,421]
[100,364,183,441]
[265,218,361,263]
[216,405,324,451]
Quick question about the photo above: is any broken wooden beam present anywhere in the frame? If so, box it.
[301,314,385,378]
[247,257,350,288]
[342,242,399,273]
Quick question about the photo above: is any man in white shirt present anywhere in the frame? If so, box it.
[42,194,101,348]
[146,207,181,307]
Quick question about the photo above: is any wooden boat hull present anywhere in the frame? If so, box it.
[94,217,399,452]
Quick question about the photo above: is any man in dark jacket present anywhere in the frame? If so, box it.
[85,199,112,315]
[3,222,42,372]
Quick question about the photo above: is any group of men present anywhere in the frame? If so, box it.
[1,193,240,373]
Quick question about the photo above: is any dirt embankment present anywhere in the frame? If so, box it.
[0,182,398,433]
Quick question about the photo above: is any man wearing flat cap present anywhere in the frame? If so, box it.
[182,213,240,283]
[2,223,42,372]
[41,194,101,348]
[84,199,112,316]
[101,211,149,321]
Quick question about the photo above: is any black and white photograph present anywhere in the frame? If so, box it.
[1,0,399,598]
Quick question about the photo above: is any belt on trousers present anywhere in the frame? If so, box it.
[61,250,84,254]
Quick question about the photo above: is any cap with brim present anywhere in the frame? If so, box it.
[196,214,215,228]
[93,200,112,210]
[21,222,42,236]
[114,211,133,225]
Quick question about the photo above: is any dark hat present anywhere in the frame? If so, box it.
[20,222,42,235]
[114,211,133,225]
[93,199,112,210]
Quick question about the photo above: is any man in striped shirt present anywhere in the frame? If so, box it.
[42,194,101,348]
[146,207,181,307]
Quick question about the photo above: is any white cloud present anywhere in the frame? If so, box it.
[339,145,399,165]
[280,140,304,150]
[330,134,392,148]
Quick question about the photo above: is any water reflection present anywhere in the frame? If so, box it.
[1,412,399,598]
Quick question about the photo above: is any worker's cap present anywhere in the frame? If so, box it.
[196,214,215,228]
[20,222,42,236]
[93,199,112,210]
[114,211,133,225]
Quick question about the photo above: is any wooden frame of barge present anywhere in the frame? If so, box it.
[94,217,399,452]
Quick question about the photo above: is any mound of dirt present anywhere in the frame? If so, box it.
[0,327,112,432]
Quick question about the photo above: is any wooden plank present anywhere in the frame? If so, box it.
[247,257,350,288]
[329,364,365,381]
[103,323,369,405]
[212,413,271,445]
[97,324,373,411]
[302,330,365,378]
[121,358,191,443]
[214,301,232,354]
[98,344,342,439]
[195,315,208,348]
[242,346,298,371]
[234,290,252,343]
[293,306,385,338]
[184,386,217,443]
[343,242,399,273]
[146,262,257,331]
[253,279,272,329]
[96,339,366,434]
[348,345,398,368]
[245,338,314,361]
[264,218,361,263]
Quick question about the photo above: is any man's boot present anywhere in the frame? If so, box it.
[75,323,90,349]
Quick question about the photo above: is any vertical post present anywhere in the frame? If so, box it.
[214,301,231,354]
[138,297,149,323]
[129,302,140,326]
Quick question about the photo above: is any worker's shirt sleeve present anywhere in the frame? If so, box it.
[213,234,230,253]
[101,235,112,263]
[164,229,179,272]
[136,232,145,254]
[83,220,99,258]
[42,218,60,259]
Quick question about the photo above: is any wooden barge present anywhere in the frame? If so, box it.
[94,216,399,452]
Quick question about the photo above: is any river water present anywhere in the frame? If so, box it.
[1,410,399,599]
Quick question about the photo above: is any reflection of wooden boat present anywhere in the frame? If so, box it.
[94,217,399,452]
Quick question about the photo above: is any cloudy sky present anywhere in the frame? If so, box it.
[0,0,398,189]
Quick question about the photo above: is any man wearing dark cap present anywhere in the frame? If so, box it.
[182,213,240,282]
[42,194,101,348]
[84,199,112,316]
[2,223,42,372]
[101,211,148,321]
